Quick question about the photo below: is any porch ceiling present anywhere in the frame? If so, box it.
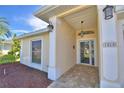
[34,5,91,23]
[62,6,97,31]
[35,5,79,22]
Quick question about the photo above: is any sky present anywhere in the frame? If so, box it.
[0,5,48,36]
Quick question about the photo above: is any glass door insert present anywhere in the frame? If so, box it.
[79,40,95,65]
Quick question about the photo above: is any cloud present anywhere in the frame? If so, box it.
[13,16,25,22]
[12,15,48,33]
[26,16,48,31]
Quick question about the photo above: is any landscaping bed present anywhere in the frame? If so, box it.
[0,63,52,88]
[0,55,17,64]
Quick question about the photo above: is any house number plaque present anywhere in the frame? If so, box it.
[103,42,117,48]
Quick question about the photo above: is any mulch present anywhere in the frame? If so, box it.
[0,63,52,88]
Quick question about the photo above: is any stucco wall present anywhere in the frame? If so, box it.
[117,18,124,87]
[55,18,76,79]
[20,32,49,72]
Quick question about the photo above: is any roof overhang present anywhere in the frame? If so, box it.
[17,28,49,39]
[34,5,91,23]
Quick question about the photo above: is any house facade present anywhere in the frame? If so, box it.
[0,40,12,55]
[18,5,124,88]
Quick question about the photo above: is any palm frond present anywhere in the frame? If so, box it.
[0,17,9,25]
[0,17,11,38]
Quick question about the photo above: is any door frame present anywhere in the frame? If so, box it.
[76,38,97,66]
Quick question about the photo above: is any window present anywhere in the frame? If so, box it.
[32,40,41,64]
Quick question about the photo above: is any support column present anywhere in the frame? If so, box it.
[48,17,57,80]
[98,6,120,87]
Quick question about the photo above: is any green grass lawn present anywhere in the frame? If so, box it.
[0,55,19,64]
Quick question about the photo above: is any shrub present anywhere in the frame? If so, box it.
[0,54,16,64]
[8,34,20,59]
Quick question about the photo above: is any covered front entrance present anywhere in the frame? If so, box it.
[78,39,96,66]
[33,5,124,87]
[48,5,99,84]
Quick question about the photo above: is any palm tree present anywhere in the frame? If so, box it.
[0,17,11,55]
[0,17,11,40]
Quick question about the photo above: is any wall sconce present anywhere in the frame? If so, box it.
[103,5,114,20]
[47,22,54,32]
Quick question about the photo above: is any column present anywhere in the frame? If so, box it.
[48,17,57,80]
[98,6,120,87]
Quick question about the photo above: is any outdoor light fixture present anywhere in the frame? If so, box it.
[103,5,114,20]
[47,22,54,32]
[78,21,94,37]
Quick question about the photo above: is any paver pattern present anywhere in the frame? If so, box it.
[48,65,99,88]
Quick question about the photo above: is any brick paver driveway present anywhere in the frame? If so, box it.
[0,63,52,88]
[48,65,99,88]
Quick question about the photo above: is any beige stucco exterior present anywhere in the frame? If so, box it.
[19,5,124,88]
[20,5,100,83]
[47,7,99,79]
[55,18,76,79]
[117,12,124,87]
[20,32,49,72]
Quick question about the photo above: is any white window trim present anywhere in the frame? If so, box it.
[29,37,44,71]
[76,38,97,66]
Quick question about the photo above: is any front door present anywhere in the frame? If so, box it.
[79,40,95,65]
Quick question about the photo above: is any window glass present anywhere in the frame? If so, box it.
[32,40,41,64]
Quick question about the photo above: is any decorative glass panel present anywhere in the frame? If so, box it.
[32,40,41,64]
[80,41,90,64]
[80,40,95,65]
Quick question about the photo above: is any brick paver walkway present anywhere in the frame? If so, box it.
[48,65,99,88]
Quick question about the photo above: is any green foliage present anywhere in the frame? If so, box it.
[0,17,11,40]
[0,50,2,56]
[0,54,17,64]
[8,34,20,59]
[0,17,11,53]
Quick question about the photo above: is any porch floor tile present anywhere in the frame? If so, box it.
[48,64,99,88]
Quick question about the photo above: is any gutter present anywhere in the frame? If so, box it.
[16,28,49,39]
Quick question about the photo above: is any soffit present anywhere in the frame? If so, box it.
[35,5,83,22]
[63,6,97,30]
